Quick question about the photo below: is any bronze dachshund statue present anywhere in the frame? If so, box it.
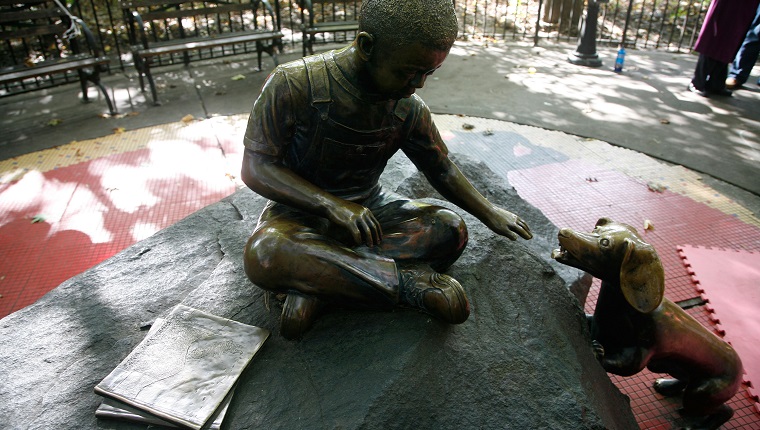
[552,218,743,430]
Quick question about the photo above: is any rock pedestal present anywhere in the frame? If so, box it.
[0,154,636,429]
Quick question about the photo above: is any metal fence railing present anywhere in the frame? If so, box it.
[5,0,711,73]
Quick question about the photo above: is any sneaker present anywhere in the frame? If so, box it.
[399,266,470,324]
[280,292,323,340]
[688,82,708,97]
[709,87,733,97]
[725,77,740,90]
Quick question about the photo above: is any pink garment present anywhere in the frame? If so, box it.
[694,0,760,64]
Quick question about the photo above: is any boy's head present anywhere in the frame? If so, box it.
[356,0,458,100]
[359,0,458,51]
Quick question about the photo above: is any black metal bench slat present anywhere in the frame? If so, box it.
[0,0,48,6]
[299,0,360,56]
[0,23,67,39]
[0,2,116,114]
[132,31,283,57]
[141,3,254,20]
[122,0,283,105]
[120,0,187,9]
[0,7,66,23]
[0,55,110,84]
[303,21,359,34]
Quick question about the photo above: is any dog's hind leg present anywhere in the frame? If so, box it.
[677,404,733,430]
[679,378,736,430]
[653,378,687,396]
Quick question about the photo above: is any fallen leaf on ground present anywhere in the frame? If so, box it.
[181,114,194,124]
[647,182,665,192]
[231,74,246,81]
[113,127,126,134]
[47,119,62,126]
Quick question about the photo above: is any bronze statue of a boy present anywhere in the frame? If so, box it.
[242,0,532,339]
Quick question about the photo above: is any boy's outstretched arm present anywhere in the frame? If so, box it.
[419,156,532,241]
[241,149,383,247]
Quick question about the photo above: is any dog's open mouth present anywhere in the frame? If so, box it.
[551,246,567,261]
[552,244,587,272]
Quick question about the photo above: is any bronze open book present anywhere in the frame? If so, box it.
[94,305,269,429]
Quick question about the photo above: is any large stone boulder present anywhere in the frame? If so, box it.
[0,154,636,429]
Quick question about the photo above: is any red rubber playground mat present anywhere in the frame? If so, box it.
[437,113,760,429]
[510,165,760,429]
[0,118,244,319]
[678,245,760,414]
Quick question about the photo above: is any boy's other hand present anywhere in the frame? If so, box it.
[328,201,383,247]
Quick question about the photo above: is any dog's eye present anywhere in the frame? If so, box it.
[600,238,610,247]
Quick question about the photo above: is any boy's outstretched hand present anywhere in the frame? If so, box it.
[486,206,533,241]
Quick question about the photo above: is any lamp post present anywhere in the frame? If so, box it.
[568,0,608,67]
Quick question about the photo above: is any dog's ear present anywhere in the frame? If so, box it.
[619,238,665,313]
[595,217,613,227]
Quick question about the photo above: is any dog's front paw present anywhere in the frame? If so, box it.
[591,340,605,362]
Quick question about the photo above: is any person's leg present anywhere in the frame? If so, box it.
[245,202,402,339]
[244,198,470,338]
[690,54,710,96]
[705,59,730,95]
[365,191,469,272]
[365,191,471,324]
[244,202,401,306]
[691,55,731,96]
[728,6,760,87]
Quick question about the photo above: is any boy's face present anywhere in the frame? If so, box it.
[366,42,450,100]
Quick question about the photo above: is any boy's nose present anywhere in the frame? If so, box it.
[411,72,427,88]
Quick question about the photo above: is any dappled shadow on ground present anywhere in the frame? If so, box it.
[0,117,246,317]
[418,41,760,195]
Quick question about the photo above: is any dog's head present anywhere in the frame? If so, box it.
[552,217,664,313]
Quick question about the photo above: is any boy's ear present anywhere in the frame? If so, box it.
[356,31,375,61]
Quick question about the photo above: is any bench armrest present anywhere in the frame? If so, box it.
[122,7,150,50]
[70,17,104,58]
[255,0,279,30]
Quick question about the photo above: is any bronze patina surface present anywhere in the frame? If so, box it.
[553,218,743,430]
[241,0,532,339]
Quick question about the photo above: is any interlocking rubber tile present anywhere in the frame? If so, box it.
[432,115,760,428]
[0,118,243,318]
[678,245,760,414]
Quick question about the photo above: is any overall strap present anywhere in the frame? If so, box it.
[303,53,332,115]
[298,53,332,170]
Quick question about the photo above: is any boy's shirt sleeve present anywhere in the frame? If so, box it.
[243,68,295,159]
[402,96,450,171]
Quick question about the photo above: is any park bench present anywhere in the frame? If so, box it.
[299,0,359,56]
[121,0,284,105]
[0,0,117,114]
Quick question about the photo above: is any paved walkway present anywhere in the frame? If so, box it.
[2,40,759,201]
